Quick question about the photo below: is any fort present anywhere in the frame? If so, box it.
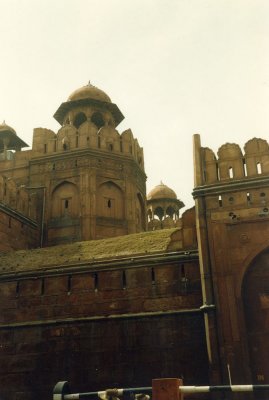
[0,83,268,400]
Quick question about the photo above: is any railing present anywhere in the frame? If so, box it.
[53,379,269,400]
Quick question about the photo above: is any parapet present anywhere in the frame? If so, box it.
[194,134,269,185]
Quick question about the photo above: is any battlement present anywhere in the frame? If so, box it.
[32,125,144,170]
[197,136,269,185]
[193,135,269,215]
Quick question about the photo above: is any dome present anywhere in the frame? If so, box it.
[68,82,111,103]
[147,182,177,201]
[0,121,16,135]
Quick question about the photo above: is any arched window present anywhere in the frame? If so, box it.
[74,112,87,129]
[166,206,175,218]
[97,181,124,219]
[51,182,79,218]
[154,206,164,221]
[91,112,105,129]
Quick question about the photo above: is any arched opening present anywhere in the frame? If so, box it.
[91,112,105,129]
[166,206,176,219]
[97,181,124,219]
[243,249,269,387]
[154,206,164,221]
[74,112,87,129]
[51,182,79,219]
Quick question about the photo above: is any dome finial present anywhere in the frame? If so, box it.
[88,80,91,86]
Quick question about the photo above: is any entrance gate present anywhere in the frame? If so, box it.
[243,250,269,387]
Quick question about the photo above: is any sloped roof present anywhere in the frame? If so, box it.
[0,228,182,274]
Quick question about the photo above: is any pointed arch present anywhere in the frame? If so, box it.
[97,181,124,219]
[242,249,269,384]
[51,181,79,218]
[74,112,87,129]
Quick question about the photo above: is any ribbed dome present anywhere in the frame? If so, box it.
[147,182,177,201]
[0,121,16,135]
[68,83,111,103]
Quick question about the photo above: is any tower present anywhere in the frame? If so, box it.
[147,182,184,230]
[29,82,147,245]
[0,84,146,246]
[193,134,269,385]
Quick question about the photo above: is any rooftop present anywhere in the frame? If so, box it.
[0,228,182,275]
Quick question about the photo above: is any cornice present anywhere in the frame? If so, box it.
[193,175,269,198]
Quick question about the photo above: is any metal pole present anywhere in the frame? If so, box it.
[53,382,269,400]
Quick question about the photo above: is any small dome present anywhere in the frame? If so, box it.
[68,82,111,103]
[147,182,177,201]
[0,121,16,135]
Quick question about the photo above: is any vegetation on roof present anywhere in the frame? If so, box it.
[0,228,180,273]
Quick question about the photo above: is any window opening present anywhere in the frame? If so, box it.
[108,143,113,151]
[247,192,251,204]
[91,112,105,129]
[243,159,247,176]
[74,112,87,129]
[122,270,127,289]
[41,278,45,296]
[16,281,20,296]
[94,273,98,291]
[68,276,72,294]
[229,166,234,179]
[44,144,47,154]
[218,195,223,207]
[65,199,69,209]
[257,162,262,174]
[151,268,156,285]
[108,199,111,208]
[216,163,220,180]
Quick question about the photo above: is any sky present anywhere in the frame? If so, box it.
[0,0,269,209]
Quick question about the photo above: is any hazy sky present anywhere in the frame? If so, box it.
[0,0,269,209]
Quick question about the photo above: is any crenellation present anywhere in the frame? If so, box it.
[78,120,98,148]
[98,125,121,152]
[32,128,56,154]
[203,138,269,184]
[203,147,218,184]
[217,143,245,180]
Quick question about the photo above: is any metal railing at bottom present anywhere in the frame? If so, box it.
[53,379,269,400]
